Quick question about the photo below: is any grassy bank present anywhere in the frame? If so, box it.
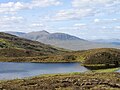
[92,67,120,73]
[0,72,120,90]
[83,64,120,70]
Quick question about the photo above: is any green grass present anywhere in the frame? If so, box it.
[92,67,120,73]
[0,38,7,43]
[84,64,105,66]
[76,56,85,62]
[0,38,18,49]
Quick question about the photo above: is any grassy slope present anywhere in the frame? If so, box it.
[0,72,120,90]
[0,32,64,57]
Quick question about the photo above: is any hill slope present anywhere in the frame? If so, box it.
[0,32,63,57]
[7,31,120,50]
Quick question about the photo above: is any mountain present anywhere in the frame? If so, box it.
[5,31,26,36]
[0,32,63,57]
[22,30,83,41]
[5,30,120,50]
[92,39,120,45]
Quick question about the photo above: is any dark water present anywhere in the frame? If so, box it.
[116,69,120,72]
[0,62,88,80]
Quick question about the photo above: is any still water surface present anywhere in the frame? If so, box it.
[116,69,120,72]
[0,62,88,80]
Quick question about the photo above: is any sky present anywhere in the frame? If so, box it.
[0,0,120,39]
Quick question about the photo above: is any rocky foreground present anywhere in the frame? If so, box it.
[0,73,120,90]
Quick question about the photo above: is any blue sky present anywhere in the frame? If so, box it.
[0,0,120,39]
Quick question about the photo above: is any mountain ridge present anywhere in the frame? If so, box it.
[92,39,120,45]
[4,31,120,50]
[24,30,84,41]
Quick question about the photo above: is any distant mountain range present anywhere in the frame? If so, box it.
[92,39,120,45]
[5,31,26,36]
[5,31,120,50]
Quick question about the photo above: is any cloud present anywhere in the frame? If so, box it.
[0,16,23,23]
[94,19,100,23]
[0,16,24,29]
[29,0,61,8]
[115,26,120,30]
[74,23,86,27]
[94,18,120,24]
[72,0,120,14]
[74,23,87,29]
[0,2,25,14]
[0,0,61,14]
[31,23,44,27]
[50,8,94,21]
[73,24,88,31]
[44,0,120,21]
[72,0,115,8]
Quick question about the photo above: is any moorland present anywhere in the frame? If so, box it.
[0,32,120,90]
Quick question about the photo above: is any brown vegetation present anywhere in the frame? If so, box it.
[0,32,64,56]
[0,73,120,90]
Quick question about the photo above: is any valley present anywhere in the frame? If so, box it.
[0,32,120,90]
[0,0,120,89]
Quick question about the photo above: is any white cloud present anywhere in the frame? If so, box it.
[0,16,24,29]
[31,23,44,27]
[29,0,61,8]
[72,0,120,15]
[44,0,120,21]
[74,23,87,30]
[74,23,86,27]
[0,0,61,14]
[94,18,120,24]
[72,0,118,8]
[115,26,120,30]
[0,16,23,23]
[0,2,25,14]
[94,19,100,23]
[52,9,93,21]
[57,23,87,31]
[102,26,107,29]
